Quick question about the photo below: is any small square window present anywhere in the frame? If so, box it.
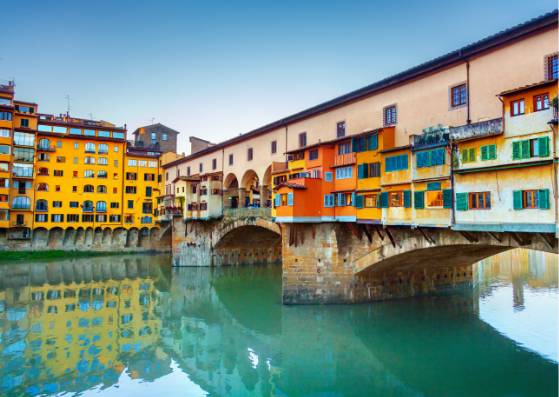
[271,140,277,154]
[450,84,467,107]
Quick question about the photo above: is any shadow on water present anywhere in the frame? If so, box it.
[0,250,556,397]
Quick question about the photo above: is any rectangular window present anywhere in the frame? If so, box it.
[247,148,253,161]
[389,191,403,207]
[511,99,525,116]
[324,172,333,182]
[451,84,467,107]
[383,105,397,126]
[336,121,346,138]
[480,144,497,161]
[229,154,234,165]
[309,149,318,160]
[460,147,476,163]
[468,192,491,209]
[0,128,10,138]
[0,112,12,121]
[299,132,307,148]
[416,148,445,168]
[338,141,351,155]
[335,166,353,180]
[125,186,137,194]
[514,189,549,210]
[364,194,378,208]
[533,93,550,111]
[426,190,443,207]
[68,214,79,222]
[547,54,558,80]
[20,119,29,128]
[212,158,217,170]
[512,137,549,160]
[271,140,277,154]
[385,154,408,171]
[13,131,35,147]
[199,162,203,173]
[127,200,134,209]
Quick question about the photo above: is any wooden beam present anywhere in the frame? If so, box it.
[374,225,384,240]
[539,232,554,250]
[488,232,502,243]
[509,232,529,246]
[459,230,478,243]
[418,227,436,245]
[362,225,373,244]
[385,227,399,248]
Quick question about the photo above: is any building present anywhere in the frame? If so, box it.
[0,82,162,240]
[132,123,180,154]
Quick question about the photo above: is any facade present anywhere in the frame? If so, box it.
[161,11,558,236]
[132,123,179,154]
[0,83,162,240]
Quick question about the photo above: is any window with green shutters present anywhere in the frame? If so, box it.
[456,192,468,211]
[460,148,476,163]
[512,136,550,160]
[442,189,453,208]
[403,190,411,208]
[480,144,497,161]
[379,192,389,208]
[355,195,364,209]
[414,191,424,209]
[416,148,446,168]
[357,162,381,179]
[385,154,408,171]
[513,189,550,210]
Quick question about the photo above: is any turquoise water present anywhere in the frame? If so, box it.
[0,249,556,397]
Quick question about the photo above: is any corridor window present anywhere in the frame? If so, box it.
[534,93,550,111]
[229,154,234,165]
[336,121,346,138]
[383,105,397,126]
[510,99,525,116]
[338,141,351,155]
[450,84,467,107]
[247,148,253,161]
[546,53,558,80]
[212,158,217,170]
[299,132,307,148]
[271,140,277,154]
[468,192,491,209]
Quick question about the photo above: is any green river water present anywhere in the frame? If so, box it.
[0,249,556,397]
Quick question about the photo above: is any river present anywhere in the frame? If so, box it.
[0,249,556,397]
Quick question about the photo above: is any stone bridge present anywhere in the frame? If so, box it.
[171,211,558,304]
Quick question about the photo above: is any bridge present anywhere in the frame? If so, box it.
[169,209,557,304]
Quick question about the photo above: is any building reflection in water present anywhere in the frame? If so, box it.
[0,249,556,397]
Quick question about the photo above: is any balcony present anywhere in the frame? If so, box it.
[334,152,356,167]
[449,118,503,141]
[12,169,34,178]
[37,144,56,152]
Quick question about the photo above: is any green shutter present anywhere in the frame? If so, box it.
[456,192,468,211]
[355,195,364,209]
[287,192,294,206]
[481,145,488,161]
[380,192,389,208]
[488,144,497,160]
[538,189,550,209]
[414,191,424,209]
[512,141,521,160]
[468,148,476,162]
[368,134,378,151]
[352,138,358,152]
[403,190,411,208]
[521,140,530,159]
[443,189,453,208]
[538,136,550,157]
[357,164,363,179]
[461,149,468,163]
[513,190,523,210]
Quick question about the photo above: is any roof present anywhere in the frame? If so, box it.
[274,182,307,190]
[379,144,411,154]
[133,122,181,136]
[164,9,558,169]
[499,78,558,96]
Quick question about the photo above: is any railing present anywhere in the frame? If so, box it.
[449,118,503,141]
[12,169,34,178]
[334,152,356,167]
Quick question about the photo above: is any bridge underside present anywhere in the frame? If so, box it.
[170,215,557,304]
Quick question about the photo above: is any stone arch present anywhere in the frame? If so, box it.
[75,227,85,246]
[212,217,281,248]
[126,227,139,248]
[150,227,160,241]
[84,227,94,246]
[240,169,260,207]
[63,227,76,247]
[138,227,150,248]
[102,227,112,245]
[112,227,127,248]
[224,173,240,209]
[47,227,64,249]
[32,227,48,249]
[93,227,103,246]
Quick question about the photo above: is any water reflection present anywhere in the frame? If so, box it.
[0,250,556,397]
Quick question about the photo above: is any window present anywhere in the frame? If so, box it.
[96,201,107,212]
[126,172,137,180]
[151,132,157,142]
[14,131,35,146]
[126,186,137,194]
[338,141,351,155]
[512,137,549,159]
[228,154,234,165]
[97,185,107,193]
[37,183,48,192]
[513,189,549,210]
[510,99,525,116]
[36,200,48,211]
[199,162,203,173]
[35,214,47,222]
[323,194,335,208]
[385,154,408,171]
[336,192,353,207]
[480,144,497,161]
[451,84,467,107]
[52,201,62,208]
[389,191,403,207]
[0,128,10,138]
[364,194,378,208]
[97,170,108,178]
[247,148,253,161]
[146,187,152,197]
[70,128,82,135]
[337,121,346,138]
[113,132,125,139]
[128,159,137,167]
[460,148,476,163]
[38,153,49,162]
[357,162,380,178]
[12,196,31,209]
[271,140,277,154]
[534,93,550,111]
[469,192,491,209]
[309,149,318,160]
[324,172,333,182]
[142,202,153,214]
[20,118,29,128]
[212,158,217,170]
[68,214,79,222]
[110,202,119,209]
[98,144,108,154]
[85,142,96,153]
[53,126,66,134]
[0,112,12,121]
[84,185,94,193]
[299,132,307,148]
[98,130,110,138]
[56,156,65,163]
[383,105,397,126]
[0,145,11,155]
[144,173,155,181]
[39,138,51,150]
[426,191,443,207]
[148,161,157,168]
[546,54,558,80]
[84,170,94,178]
[98,157,108,165]
[335,166,352,179]
[13,163,33,177]
[85,156,96,165]
[83,200,94,212]
[53,170,63,177]
[162,133,168,141]
[416,148,445,168]
[352,134,378,152]
[82,214,94,222]
[69,201,79,208]
[127,200,134,209]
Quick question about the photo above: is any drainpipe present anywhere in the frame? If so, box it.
[284,125,288,164]
[221,147,225,215]
[464,56,471,125]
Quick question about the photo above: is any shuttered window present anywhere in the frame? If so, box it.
[416,148,445,168]
[385,154,408,171]
[513,189,550,210]
[323,194,335,208]
[460,148,476,163]
[480,144,497,161]
[512,137,549,160]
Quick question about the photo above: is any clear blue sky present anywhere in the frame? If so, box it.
[1,0,555,154]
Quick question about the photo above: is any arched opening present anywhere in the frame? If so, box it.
[224,173,239,209]
[261,165,272,208]
[240,169,259,208]
[214,225,282,266]
[138,227,150,247]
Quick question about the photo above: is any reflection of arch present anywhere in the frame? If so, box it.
[224,173,239,189]
[113,227,127,247]
[32,227,48,247]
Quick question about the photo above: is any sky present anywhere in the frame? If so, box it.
[1,0,556,154]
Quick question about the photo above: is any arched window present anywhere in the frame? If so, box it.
[84,185,94,193]
[36,199,48,211]
[96,201,107,212]
[12,196,30,209]
[97,185,107,193]
[83,200,94,212]
[38,138,50,150]
[37,183,48,192]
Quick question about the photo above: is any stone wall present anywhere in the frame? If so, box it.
[0,226,171,253]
